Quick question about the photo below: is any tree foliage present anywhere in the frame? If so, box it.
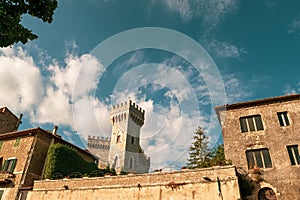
[187,127,231,168]
[210,144,231,166]
[0,0,58,47]
[187,126,211,168]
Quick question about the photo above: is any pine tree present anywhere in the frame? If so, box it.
[210,144,231,166]
[187,126,211,168]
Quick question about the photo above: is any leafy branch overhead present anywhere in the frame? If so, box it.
[0,0,58,47]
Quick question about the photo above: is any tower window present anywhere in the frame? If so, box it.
[240,115,264,133]
[287,145,300,165]
[116,135,121,143]
[277,111,290,126]
[131,136,134,144]
[246,148,272,169]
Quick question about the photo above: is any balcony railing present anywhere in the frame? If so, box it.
[0,172,14,183]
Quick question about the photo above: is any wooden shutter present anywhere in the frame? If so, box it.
[9,159,17,173]
[1,160,8,172]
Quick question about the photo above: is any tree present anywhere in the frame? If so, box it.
[0,0,58,47]
[186,127,231,169]
[210,144,231,166]
[186,126,211,168]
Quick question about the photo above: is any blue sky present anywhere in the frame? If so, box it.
[1,0,300,171]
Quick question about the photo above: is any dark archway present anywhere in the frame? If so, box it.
[258,187,277,200]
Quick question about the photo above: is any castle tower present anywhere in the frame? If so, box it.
[87,135,110,168]
[109,100,150,174]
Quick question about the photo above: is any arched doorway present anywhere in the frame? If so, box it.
[258,187,277,200]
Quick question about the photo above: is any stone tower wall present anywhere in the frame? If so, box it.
[109,100,149,173]
[87,135,110,168]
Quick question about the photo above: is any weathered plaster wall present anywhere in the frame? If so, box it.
[26,166,240,200]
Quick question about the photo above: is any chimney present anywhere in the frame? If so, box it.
[53,125,58,136]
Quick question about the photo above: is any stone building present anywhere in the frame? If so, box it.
[0,107,22,134]
[86,136,110,168]
[0,107,96,200]
[215,94,300,200]
[109,100,150,174]
[87,100,150,174]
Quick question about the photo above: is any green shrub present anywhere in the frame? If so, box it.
[44,143,98,179]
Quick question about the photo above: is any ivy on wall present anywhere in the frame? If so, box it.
[44,143,98,179]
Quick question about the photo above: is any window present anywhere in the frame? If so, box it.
[287,145,300,165]
[14,138,21,147]
[1,158,17,173]
[240,115,264,132]
[131,136,134,144]
[246,149,272,169]
[277,111,290,126]
[116,135,121,143]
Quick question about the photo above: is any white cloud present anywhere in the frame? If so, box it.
[0,47,44,114]
[33,87,72,125]
[0,45,107,143]
[288,17,300,34]
[0,44,252,171]
[162,0,192,21]
[160,0,238,29]
[158,0,245,59]
[283,82,300,95]
[207,39,247,58]
[32,52,106,140]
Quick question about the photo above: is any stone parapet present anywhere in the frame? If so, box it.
[27,166,240,200]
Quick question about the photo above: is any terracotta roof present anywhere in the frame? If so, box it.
[215,94,300,116]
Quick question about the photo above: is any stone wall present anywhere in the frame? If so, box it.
[26,166,240,200]
[0,107,19,134]
[217,95,300,199]
[87,136,110,168]
[0,134,35,200]
[24,133,52,186]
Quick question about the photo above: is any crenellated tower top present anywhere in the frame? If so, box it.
[110,100,145,126]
